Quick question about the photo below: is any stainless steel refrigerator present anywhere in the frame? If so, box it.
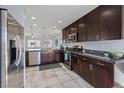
[0,8,24,88]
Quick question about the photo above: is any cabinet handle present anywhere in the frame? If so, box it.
[78,61,80,64]
[97,62,104,66]
[73,55,77,57]
[89,64,93,71]
[78,60,80,64]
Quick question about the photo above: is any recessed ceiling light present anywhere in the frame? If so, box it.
[42,27,45,30]
[31,33,34,38]
[58,20,62,23]
[53,26,57,29]
[33,24,37,26]
[31,17,36,20]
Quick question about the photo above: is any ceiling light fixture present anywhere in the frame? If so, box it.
[31,17,36,20]
[31,33,34,38]
[53,26,57,29]
[58,20,62,23]
[33,24,37,26]
[42,27,45,30]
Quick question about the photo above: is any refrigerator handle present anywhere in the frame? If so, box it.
[15,36,22,66]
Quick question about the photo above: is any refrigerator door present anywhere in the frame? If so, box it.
[7,13,19,88]
[0,9,24,88]
[7,13,24,88]
[0,9,8,88]
[16,24,24,88]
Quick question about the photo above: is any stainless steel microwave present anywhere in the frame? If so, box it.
[68,33,77,42]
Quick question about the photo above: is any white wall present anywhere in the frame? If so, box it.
[25,30,62,50]
[62,39,124,52]
[0,5,25,26]
[115,64,124,87]
[50,32,62,49]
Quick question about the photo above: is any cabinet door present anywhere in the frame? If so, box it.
[73,22,78,34]
[93,61,114,88]
[59,51,64,62]
[41,53,49,64]
[63,28,69,43]
[93,65,108,88]
[78,17,86,42]
[66,27,70,42]
[62,29,68,43]
[55,51,60,62]
[85,8,100,41]
[80,58,93,84]
[55,50,64,63]
[49,52,56,63]
[99,5,122,40]
[86,60,94,84]
[72,55,80,75]
[80,58,88,79]
[62,30,65,42]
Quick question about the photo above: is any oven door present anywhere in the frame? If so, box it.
[64,52,71,66]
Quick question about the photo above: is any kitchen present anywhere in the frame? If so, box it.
[25,5,124,88]
[0,5,124,88]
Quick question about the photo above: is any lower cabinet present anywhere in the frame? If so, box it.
[93,61,114,88]
[72,54,81,75]
[72,53,114,88]
[41,50,64,65]
[26,50,64,66]
[80,57,94,85]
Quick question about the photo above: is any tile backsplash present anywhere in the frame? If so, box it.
[62,39,124,52]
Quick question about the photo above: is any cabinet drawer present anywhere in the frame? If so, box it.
[92,59,113,69]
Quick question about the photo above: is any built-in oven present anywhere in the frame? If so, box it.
[64,51,72,70]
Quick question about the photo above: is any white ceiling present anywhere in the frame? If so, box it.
[24,5,99,37]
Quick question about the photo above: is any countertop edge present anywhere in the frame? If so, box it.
[72,52,124,64]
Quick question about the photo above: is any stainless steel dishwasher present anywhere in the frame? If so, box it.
[28,51,41,65]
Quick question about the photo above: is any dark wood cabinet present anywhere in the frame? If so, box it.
[80,57,93,84]
[72,53,114,88]
[99,5,122,40]
[85,8,100,41]
[62,5,122,42]
[26,50,64,66]
[41,50,64,64]
[78,17,86,42]
[56,50,64,62]
[72,54,81,75]
[62,30,65,42]
[93,60,114,88]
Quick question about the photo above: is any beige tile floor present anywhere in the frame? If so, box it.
[25,63,124,88]
[25,63,94,88]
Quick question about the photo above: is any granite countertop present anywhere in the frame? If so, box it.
[26,49,64,52]
[72,51,124,64]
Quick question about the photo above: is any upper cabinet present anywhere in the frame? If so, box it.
[78,16,87,42]
[62,5,122,43]
[99,5,122,40]
[85,8,100,41]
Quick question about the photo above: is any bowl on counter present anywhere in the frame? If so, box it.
[108,51,124,59]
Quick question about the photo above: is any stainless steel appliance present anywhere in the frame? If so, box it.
[28,51,41,66]
[68,33,78,42]
[0,8,24,88]
[64,51,72,70]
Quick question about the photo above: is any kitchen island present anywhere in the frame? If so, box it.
[26,49,64,66]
